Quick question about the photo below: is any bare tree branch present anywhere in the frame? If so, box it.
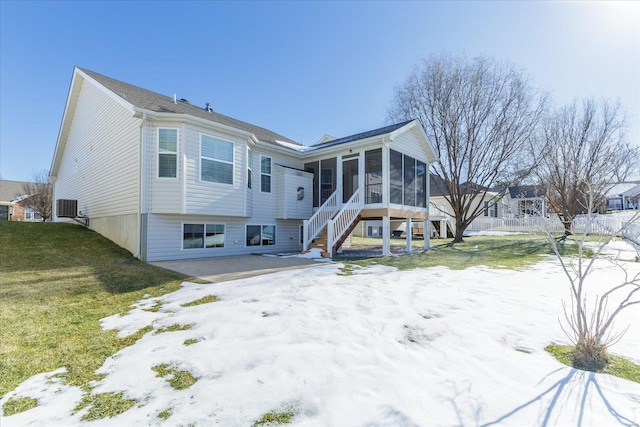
[19,170,52,222]
[389,53,545,242]
[541,183,640,370]
[535,99,639,234]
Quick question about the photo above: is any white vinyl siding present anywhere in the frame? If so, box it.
[147,214,302,261]
[183,126,245,216]
[392,126,431,164]
[260,155,272,193]
[251,150,304,220]
[201,134,234,184]
[53,77,140,218]
[275,165,313,219]
[158,128,178,178]
[149,123,183,214]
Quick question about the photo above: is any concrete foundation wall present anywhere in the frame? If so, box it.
[90,214,139,256]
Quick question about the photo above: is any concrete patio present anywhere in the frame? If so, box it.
[150,254,327,283]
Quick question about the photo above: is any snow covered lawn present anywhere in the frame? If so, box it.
[3,247,640,426]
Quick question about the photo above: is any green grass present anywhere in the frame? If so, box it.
[0,222,204,402]
[155,323,193,334]
[253,409,295,426]
[74,391,136,421]
[144,300,164,313]
[351,235,427,248]
[181,294,218,307]
[1,396,38,416]
[157,408,172,420]
[545,344,640,383]
[183,338,199,346]
[152,363,198,390]
[346,234,590,270]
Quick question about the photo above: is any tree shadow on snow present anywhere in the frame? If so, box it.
[480,367,637,426]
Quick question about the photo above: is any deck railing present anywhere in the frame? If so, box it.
[303,189,340,251]
[328,186,364,254]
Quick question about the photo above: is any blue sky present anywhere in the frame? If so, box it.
[1,1,638,182]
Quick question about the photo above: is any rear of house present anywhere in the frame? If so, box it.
[50,68,436,261]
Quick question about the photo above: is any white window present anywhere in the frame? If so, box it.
[201,134,234,184]
[367,225,383,237]
[260,156,272,193]
[25,206,42,221]
[183,223,225,249]
[158,128,178,178]
[483,201,499,218]
[246,225,276,247]
[247,148,253,189]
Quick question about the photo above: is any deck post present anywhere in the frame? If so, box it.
[302,219,309,251]
[382,216,391,256]
[327,220,334,257]
[406,217,412,253]
[424,219,430,250]
[440,219,447,238]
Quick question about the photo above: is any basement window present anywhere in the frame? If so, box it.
[183,223,225,249]
[246,225,275,247]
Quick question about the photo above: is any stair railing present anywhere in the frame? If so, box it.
[327,186,364,255]
[303,189,340,251]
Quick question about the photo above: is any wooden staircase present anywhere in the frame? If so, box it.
[303,186,365,258]
[305,228,331,258]
[305,214,362,257]
[431,218,455,238]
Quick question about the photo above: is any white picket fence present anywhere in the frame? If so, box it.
[468,212,640,245]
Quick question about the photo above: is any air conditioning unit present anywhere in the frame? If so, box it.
[56,199,78,218]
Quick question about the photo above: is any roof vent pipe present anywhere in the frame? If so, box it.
[173,94,177,104]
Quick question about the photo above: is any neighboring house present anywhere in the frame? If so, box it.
[604,182,640,211]
[423,176,510,237]
[429,177,509,220]
[0,180,42,221]
[507,185,548,217]
[50,67,437,261]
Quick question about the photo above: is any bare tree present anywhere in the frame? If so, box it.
[543,182,640,371]
[20,170,52,222]
[389,54,545,242]
[536,99,638,234]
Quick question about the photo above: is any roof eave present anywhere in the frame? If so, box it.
[135,108,304,157]
[301,133,389,158]
[390,119,437,163]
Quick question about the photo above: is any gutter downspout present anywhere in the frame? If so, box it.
[134,112,147,259]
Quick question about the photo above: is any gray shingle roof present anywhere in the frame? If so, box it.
[305,120,414,151]
[0,180,30,202]
[78,68,300,146]
[508,185,546,199]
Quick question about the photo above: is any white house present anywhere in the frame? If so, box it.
[50,67,437,261]
[604,182,640,211]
